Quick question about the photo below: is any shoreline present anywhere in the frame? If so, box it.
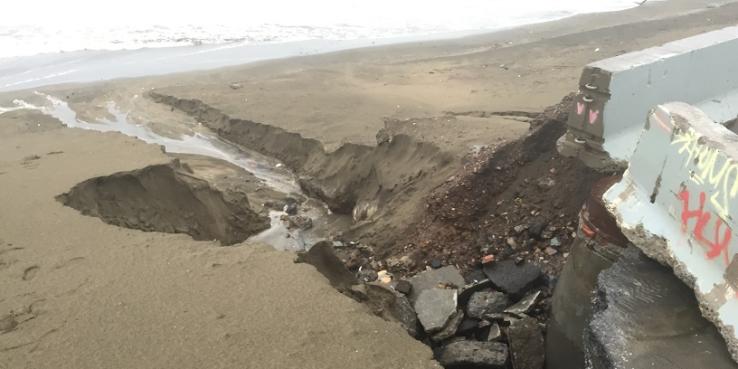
[1,0,730,93]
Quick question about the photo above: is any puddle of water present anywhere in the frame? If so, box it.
[2,93,332,251]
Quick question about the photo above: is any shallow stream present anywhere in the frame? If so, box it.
[3,93,333,251]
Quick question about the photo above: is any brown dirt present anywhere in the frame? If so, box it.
[57,160,270,245]
[385,95,605,277]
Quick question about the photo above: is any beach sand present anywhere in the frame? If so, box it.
[2,0,738,367]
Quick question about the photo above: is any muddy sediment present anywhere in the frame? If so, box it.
[150,92,457,245]
[57,160,270,245]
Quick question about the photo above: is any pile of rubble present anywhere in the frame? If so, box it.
[299,241,548,369]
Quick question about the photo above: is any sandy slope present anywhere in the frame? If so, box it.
[0,111,439,369]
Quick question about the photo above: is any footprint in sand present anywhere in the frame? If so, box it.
[22,265,40,281]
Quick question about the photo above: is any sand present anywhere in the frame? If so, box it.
[2,0,738,368]
[0,111,439,368]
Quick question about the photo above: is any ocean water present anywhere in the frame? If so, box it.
[2,0,653,59]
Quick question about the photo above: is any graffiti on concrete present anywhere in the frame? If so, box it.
[678,189,733,267]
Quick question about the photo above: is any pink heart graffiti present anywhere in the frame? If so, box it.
[589,109,600,124]
[576,102,585,115]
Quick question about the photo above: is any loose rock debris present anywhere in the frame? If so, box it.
[299,242,548,368]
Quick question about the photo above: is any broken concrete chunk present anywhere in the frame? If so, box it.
[467,291,510,319]
[407,265,465,303]
[438,340,509,369]
[508,316,545,369]
[432,310,465,342]
[505,291,541,315]
[483,260,542,296]
[414,288,458,333]
[365,283,419,337]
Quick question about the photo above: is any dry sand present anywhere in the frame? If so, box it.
[3,1,738,368]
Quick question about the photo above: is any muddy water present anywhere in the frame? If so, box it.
[5,93,334,251]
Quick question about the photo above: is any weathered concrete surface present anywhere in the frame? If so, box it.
[559,26,738,170]
[603,102,738,361]
[585,247,738,369]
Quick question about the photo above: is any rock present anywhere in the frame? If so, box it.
[376,128,391,145]
[229,82,242,89]
[505,291,541,315]
[544,247,558,256]
[414,288,458,333]
[506,237,519,249]
[283,215,313,230]
[458,279,493,305]
[467,291,510,319]
[357,267,378,282]
[430,259,442,269]
[432,310,465,341]
[365,283,419,337]
[386,255,414,270]
[527,220,547,239]
[549,237,562,247]
[377,270,392,284]
[407,265,465,303]
[508,316,545,369]
[483,260,542,297]
[296,241,356,292]
[537,177,556,190]
[395,279,412,295]
[438,340,509,368]
[332,240,346,248]
[456,317,481,336]
[513,224,528,234]
[486,322,503,341]
[283,201,298,215]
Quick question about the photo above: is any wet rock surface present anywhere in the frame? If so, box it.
[585,247,738,369]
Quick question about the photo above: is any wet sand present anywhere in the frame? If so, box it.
[2,0,738,368]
